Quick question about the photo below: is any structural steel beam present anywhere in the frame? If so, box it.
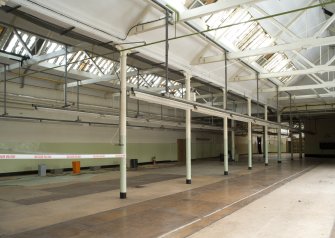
[233,66,335,81]
[278,93,335,101]
[260,81,335,93]
[0,47,76,74]
[281,103,335,112]
[314,13,335,37]
[13,29,33,58]
[66,68,162,88]
[130,0,263,36]
[179,0,264,21]
[196,93,222,99]
[193,36,335,65]
[84,51,104,75]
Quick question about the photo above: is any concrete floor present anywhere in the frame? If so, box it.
[0,154,334,238]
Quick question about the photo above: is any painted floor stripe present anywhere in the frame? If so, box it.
[157,219,202,238]
[156,166,314,238]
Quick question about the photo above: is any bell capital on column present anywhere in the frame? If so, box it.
[183,71,192,79]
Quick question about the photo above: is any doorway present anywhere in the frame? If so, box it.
[177,139,186,164]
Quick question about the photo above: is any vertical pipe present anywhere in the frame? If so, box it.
[211,92,214,107]
[222,88,226,110]
[248,98,252,170]
[223,52,229,172]
[3,64,7,115]
[277,86,281,164]
[136,70,140,117]
[256,72,259,118]
[76,81,80,111]
[231,120,235,161]
[64,45,68,106]
[277,116,281,164]
[224,50,228,110]
[289,94,293,160]
[263,125,266,159]
[299,120,303,159]
[264,105,269,166]
[185,72,192,184]
[181,83,184,98]
[165,9,169,94]
[119,50,128,199]
[224,116,228,175]
[161,105,163,120]
[137,70,140,117]
[231,102,235,162]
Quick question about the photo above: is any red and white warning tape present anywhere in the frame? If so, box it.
[0,154,126,159]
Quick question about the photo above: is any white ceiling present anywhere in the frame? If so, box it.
[5,0,335,109]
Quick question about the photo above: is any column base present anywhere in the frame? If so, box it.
[186,179,192,184]
[277,160,282,164]
[248,167,252,170]
[224,171,228,175]
[120,192,127,199]
[265,163,268,166]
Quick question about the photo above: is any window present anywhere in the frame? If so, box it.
[183,0,297,83]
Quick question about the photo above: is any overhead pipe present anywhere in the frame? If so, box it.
[182,23,279,113]
[129,88,305,132]
[151,0,174,14]
[0,114,205,131]
[2,2,271,112]
[0,114,235,133]
[1,7,187,81]
[129,1,335,92]
[3,92,206,124]
[3,1,333,91]
[126,1,334,52]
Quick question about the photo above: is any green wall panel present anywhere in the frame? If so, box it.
[0,141,226,173]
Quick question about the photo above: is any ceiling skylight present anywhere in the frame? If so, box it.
[0,25,183,95]
[186,0,297,83]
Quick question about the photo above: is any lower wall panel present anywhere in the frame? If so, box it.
[0,142,224,173]
[0,121,288,173]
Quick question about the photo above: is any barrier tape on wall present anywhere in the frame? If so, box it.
[0,154,126,159]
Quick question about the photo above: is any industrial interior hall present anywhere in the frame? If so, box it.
[0,0,334,237]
